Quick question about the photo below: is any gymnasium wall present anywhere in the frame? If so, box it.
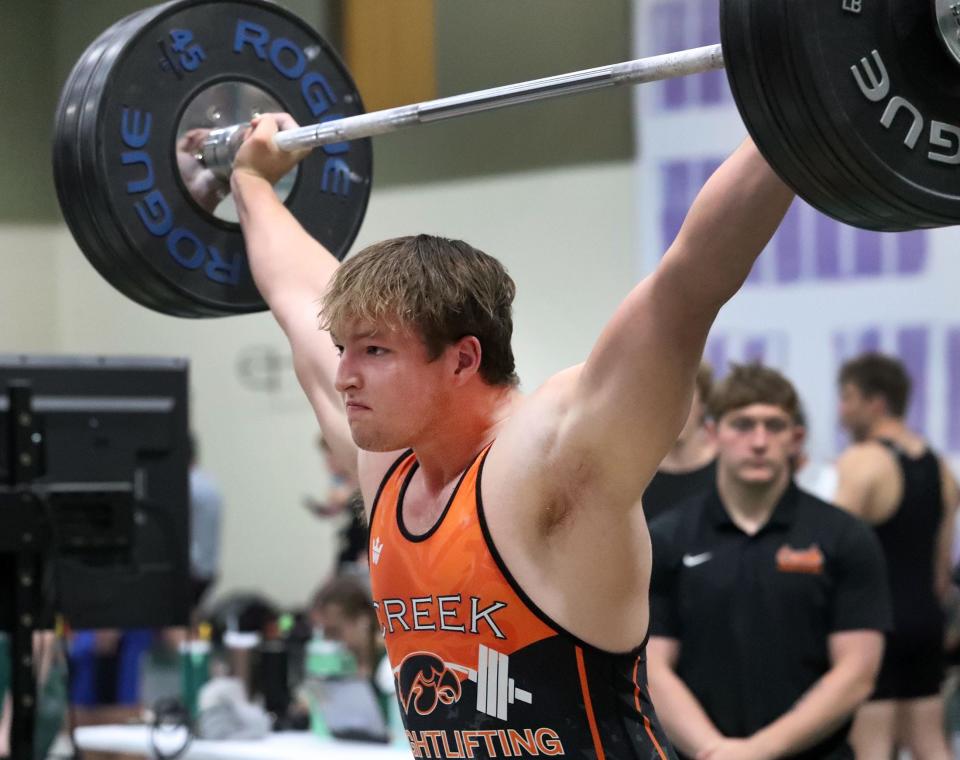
[1,1,636,606]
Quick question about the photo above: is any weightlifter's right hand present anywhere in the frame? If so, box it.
[232,112,311,186]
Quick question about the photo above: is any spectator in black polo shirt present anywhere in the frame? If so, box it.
[647,364,891,760]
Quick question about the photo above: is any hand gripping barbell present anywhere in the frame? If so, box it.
[53,0,960,317]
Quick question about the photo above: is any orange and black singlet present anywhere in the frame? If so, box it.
[368,446,675,760]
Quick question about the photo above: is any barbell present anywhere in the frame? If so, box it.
[199,43,726,171]
[52,0,960,318]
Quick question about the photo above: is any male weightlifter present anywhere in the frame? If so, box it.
[230,113,793,758]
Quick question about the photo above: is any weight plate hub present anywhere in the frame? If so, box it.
[54,0,372,317]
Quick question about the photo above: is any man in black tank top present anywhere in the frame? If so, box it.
[643,363,717,522]
[835,352,959,760]
[648,365,890,760]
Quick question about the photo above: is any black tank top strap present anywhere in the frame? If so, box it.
[870,439,944,637]
[875,437,907,458]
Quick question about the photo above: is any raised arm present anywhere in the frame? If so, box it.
[231,115,357,477]
[557,139,793,504]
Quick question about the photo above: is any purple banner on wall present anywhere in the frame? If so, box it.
[639,0,952,460]
[704,335,728,377]
[658,158,929,285]
[650,1,687,109]
[705,332,788,378]
[815,215,841,280]
[948,329,960,451]
[896,327,929,437]
[650,0,731,109]
[897,230,927,275]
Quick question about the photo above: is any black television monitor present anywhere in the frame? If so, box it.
[0,355,191,630]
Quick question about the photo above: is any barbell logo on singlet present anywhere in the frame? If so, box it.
[396,645,534,720]
[395,646,562,756]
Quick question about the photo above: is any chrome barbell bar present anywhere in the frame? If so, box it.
[201,44,724,174]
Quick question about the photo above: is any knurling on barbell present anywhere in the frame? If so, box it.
[53,0,960,318]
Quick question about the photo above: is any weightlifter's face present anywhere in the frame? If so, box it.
[332,319,448,451]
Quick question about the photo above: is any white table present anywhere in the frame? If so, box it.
[74,725,412,760]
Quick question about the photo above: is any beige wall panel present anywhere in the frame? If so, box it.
[342,0,437,110]
[0,226,61,352]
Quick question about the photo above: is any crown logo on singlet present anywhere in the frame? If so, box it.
[372,536,384,565]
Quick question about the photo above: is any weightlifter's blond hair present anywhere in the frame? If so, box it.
[320,234,519,387]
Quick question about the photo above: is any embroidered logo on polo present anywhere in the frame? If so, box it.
[776,544,825,575]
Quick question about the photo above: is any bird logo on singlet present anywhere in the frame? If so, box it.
[397,652,464,716]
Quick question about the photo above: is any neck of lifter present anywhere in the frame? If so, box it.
[412,385,519,495]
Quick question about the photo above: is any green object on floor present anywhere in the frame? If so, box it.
[180,640,211,719]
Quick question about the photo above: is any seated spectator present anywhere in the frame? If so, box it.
[310,576,382,681]
[68,628,154,760]
[648,363,890,759]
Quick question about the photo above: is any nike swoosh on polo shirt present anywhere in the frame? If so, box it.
[682,552,713,568]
